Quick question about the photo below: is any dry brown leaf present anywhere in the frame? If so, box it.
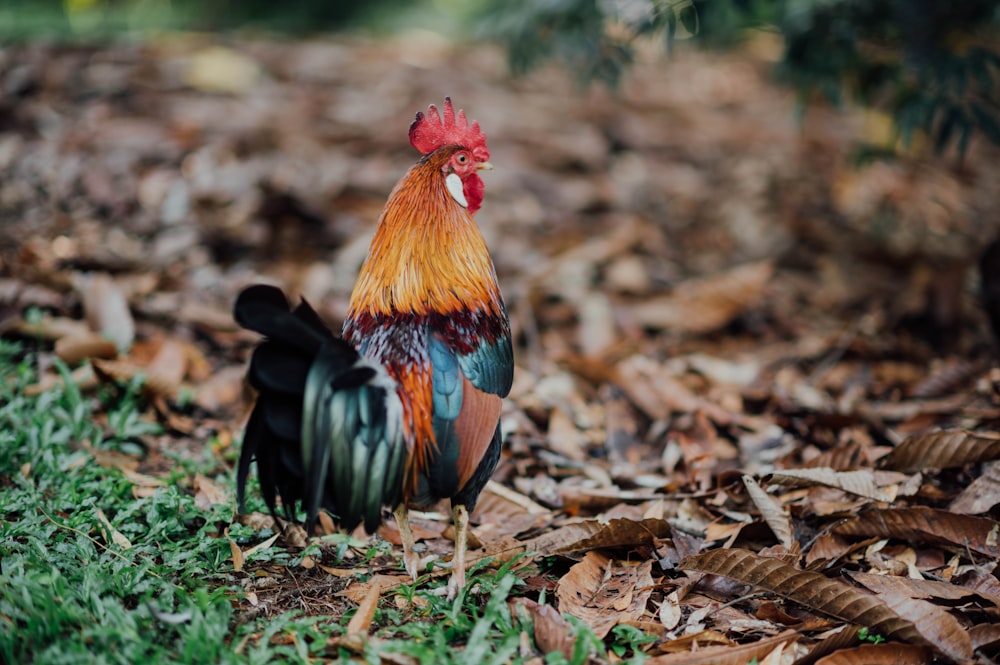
[798,443,867,471]
[346,575,394,635]
[832,507,1000,559]
[812,643,931,665]
[652,629,734,655]
[92,357,179,401]
[85,443,139,474]
[236,511,278,531]
[969,622,1000,651]
[73,272,134,352]
[949,460,1000,515]
[471,481,550,545]
[743,475,794,549]
[645,630,798,665]
[194,364,246,412]
[576,290,617,357]
[765,468,896,502]
[16,314,92,341]
[54,332,118,365]
[226,528,244,572]
[557,483,663,512]
[546,407,588,461]
[511,598,576,661]
[630,261,773,333]
[953,563,1000,601]
[555,551,653,639]
[876,590,973,663]
[659,591,682,630]
[526,517,671,556]
[681,549,924,646]
[616,355,743,425]
[880,429,1000,473]
[193,473,228,509]
[145,338,188,390]
[795,623,862,663]
[183,341,213,382]
[847,571,999,608]
[96,509,132,550]
[177,300,242,332]
[482,480,549,515]
[243,533,280,560]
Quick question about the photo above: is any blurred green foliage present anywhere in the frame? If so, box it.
[478,0,1000,157]
[0,0,416,39]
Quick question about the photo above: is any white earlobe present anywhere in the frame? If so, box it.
[445,173,468,208]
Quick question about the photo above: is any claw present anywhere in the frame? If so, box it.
[394,505,421,581]
[446,504,469,601]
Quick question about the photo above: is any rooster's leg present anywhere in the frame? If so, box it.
[446,504,469,601]
[394,505,421,581]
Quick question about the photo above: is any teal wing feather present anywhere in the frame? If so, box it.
[421,328,513,504]
[457,335,514,398]
[302,351,408,533]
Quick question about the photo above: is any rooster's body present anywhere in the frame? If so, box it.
[235,99,511,598]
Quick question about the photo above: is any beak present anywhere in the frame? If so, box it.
[477,161,494,171]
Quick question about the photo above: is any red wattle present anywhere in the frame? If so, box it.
[464,173,484,215]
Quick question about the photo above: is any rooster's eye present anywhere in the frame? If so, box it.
[456,154,467,164]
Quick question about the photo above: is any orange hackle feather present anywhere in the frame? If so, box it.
[346,146,503,499]
[348,149,503,320]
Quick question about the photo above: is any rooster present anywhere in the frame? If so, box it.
[234,98,513,599]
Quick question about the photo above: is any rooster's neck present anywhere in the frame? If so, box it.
[346,161,502,322]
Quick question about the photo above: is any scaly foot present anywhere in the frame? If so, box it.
[393,505,421,581]
[446,504,469,601]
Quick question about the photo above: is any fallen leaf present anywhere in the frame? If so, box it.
[512,598,576,661]
[556,551,653,639]
[833,507,1000,559]
[681,549,924,646]
[949,460,1000,514]
[145,338,188,390]
[880,429,1000,473]
[813,643,931,665]
[765,467,897,502]
[54,332,118,365]
[526,517,671,556]
[743,475,794,549]
[96,508,132,550]
[346,575,394,635]
[629,261,773,333]
[227,529,244,572]
[644,630,798,664]
[73,272,135,353]
[194,473,228,509]
[877,590,973,663]
[194,364,246,412]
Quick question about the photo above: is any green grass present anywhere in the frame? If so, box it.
[0,340,644,663]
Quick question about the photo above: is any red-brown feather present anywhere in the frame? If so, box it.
[453,376,503,492]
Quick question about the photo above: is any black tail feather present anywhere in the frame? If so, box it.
[235,284,356,524]
[248,342,312,395]
[234,283,407,536]
[234,284,333,354]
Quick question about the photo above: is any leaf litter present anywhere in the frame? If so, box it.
[1,33,1000,664]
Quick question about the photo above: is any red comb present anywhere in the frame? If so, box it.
[408,97,489,162]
